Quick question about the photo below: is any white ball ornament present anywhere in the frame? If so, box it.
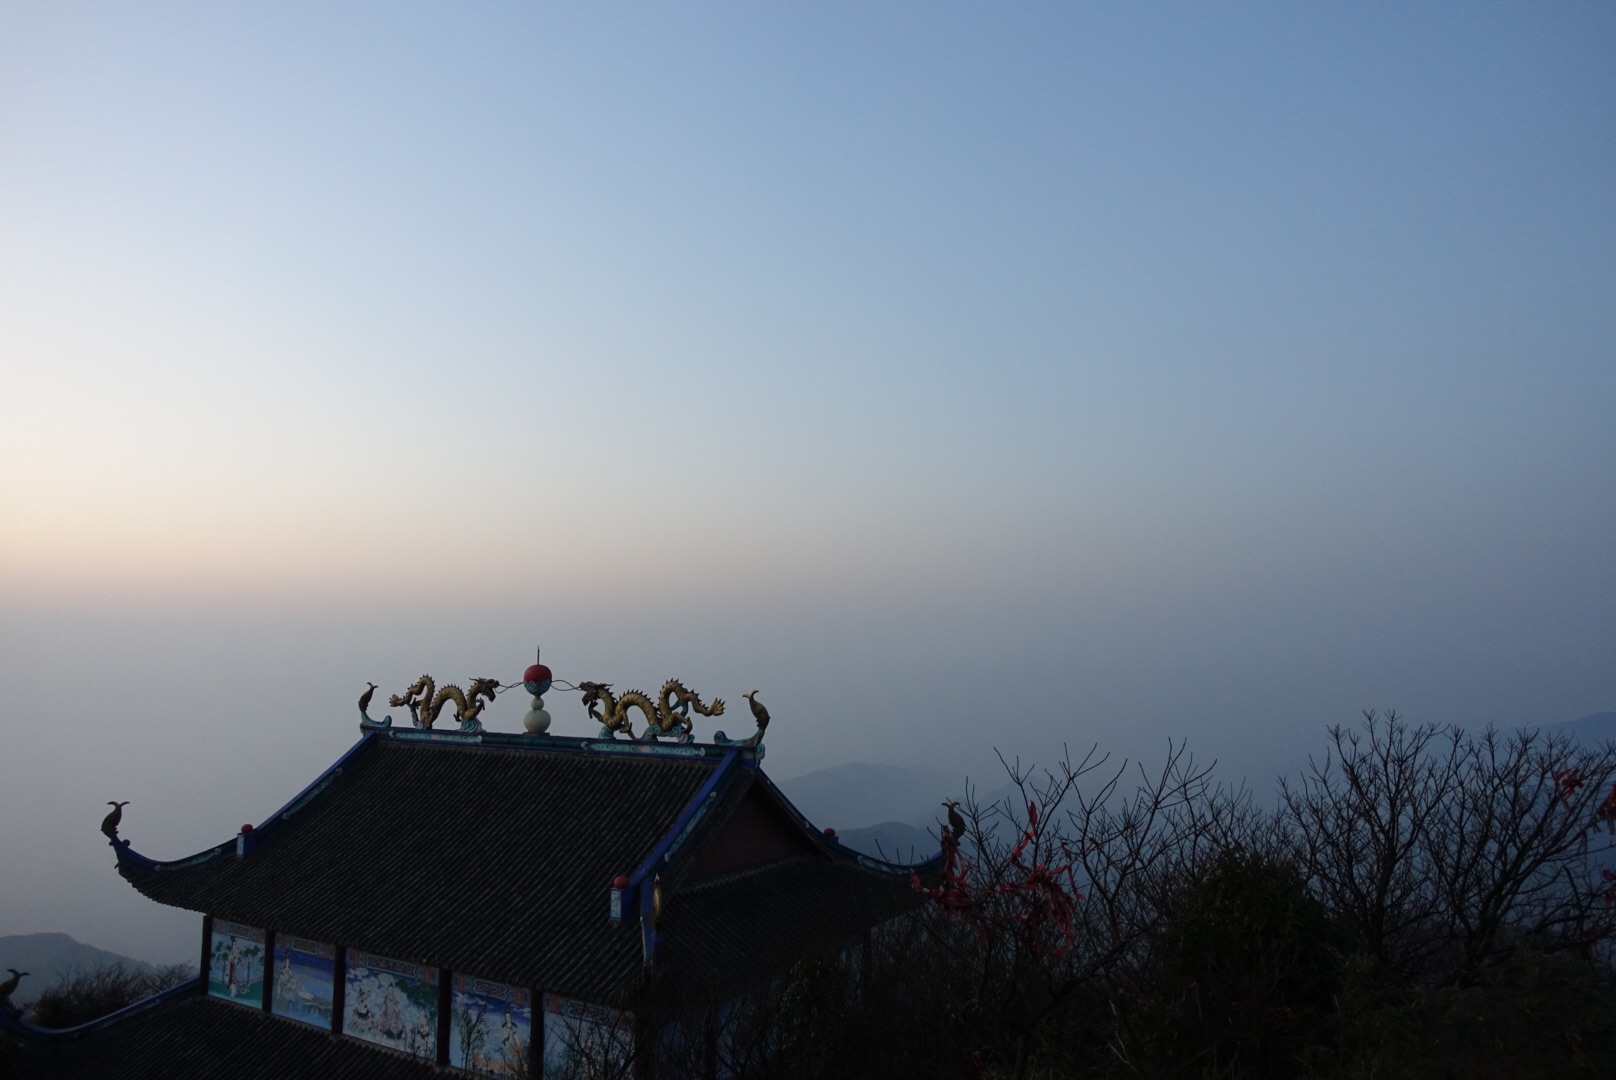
[523,697,552,735]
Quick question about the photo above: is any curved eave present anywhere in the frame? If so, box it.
[747,767,946,877]
[113,834,232,886]
[0,978,202,1046]
[114,732,380,899]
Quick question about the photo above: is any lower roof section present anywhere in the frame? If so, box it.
[5,991,439,1080]
[661,855,923,994]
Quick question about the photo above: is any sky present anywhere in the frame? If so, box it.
[1,3,1613,965]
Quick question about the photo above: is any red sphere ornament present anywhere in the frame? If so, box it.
[613,875,630,889]
[241,824,254,834]
[524,663,552,684]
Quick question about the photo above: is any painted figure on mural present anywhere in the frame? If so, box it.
[379,986,404,1041]
[350,986,373,1032]
[275,955,293,1005]
[410,1011,434,1057]
[499,1006,521,1063]
[225,937,241,997]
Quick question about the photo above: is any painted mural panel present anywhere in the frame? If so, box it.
[207,920,266,1005]
[542,993,634,1080]
[343,949,439,1060]
[450,974,532,1076]
[271,935,336,1029]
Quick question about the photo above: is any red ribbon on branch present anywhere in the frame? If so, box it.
[911,799,1084,958]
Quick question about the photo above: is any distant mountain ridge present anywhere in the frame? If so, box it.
[1540,711,1616,745]
[836,820,937,863]
[776,762,1019,862]
[784,711,1616,861]
[775,763,965,833]
[0,932,157,1006]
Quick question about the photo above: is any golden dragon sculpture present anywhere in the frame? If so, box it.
[577,679,725,742]
[386,675,502,733]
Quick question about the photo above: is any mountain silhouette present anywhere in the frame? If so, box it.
[0,932,160,1007]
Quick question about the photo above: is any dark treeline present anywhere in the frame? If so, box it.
[638,712,1616,1080]
[24,960,194,1029]
[12,713,1616,1078]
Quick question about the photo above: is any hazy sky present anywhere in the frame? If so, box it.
[2,4,1613,964]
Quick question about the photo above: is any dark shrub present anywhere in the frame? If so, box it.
[1135,848,1348,1079]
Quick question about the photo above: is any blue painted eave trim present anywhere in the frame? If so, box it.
[257,732,376,832]
[114,735,380,873]
[618,747,744,964]
[629,748,741,896]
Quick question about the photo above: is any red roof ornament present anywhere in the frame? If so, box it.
[523,647,554,700]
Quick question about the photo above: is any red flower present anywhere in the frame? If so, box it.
[1592,784,1616,832]
[1555,767,1585,810]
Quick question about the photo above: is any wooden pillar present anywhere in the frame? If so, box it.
[634,1004,656,1080]
[198,914,213,995]
[437,968,452,1067]
[861,927,873,1000]
[530,988,544,1080]
[703,1008,717,1080]
[261,930,276,1012]
[331,947,347,1035]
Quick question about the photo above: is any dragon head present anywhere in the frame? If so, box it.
[578,681,613,721]
[388,674,432,709]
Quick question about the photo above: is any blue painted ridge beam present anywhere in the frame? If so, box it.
[380,726,739,759]
[619,748,741,961]
[629,748,740,893]
[258,733,377,833]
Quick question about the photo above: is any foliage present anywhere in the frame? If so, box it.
[1125,849,1351,1079]
[640,712,1616,1080]
[1314,946,1616,1079]
[17,712,1609,1078]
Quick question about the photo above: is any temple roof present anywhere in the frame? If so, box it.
[114,729,938,1005]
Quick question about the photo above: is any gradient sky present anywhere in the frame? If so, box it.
[2,3,1614,964]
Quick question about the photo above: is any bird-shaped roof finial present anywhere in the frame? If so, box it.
[942,800,967,846]
[743,691,770,734]
[0,968,28,1008]
[101,800,129,840]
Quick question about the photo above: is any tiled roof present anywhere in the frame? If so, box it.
[117,734,714,1003]
[660,855,926,995]
[7,990,440,1080]
[115,731,941,1006]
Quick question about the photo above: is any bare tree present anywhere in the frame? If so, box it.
[906,741,1249,1080]
[28,960,195,1029]
[1280,710,1616,982]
